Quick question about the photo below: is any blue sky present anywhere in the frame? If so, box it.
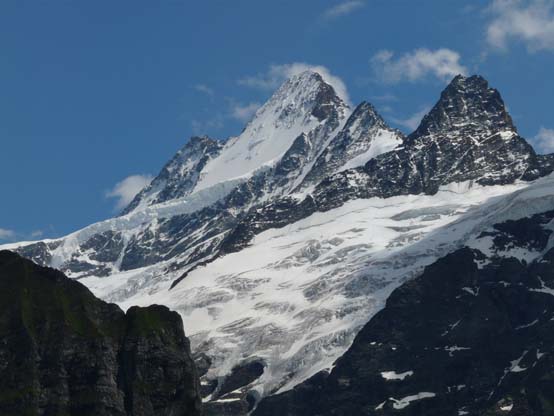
[1,0,554,241]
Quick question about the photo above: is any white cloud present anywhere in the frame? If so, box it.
[322,1,364,19]
[371,48,468,84]
[371,93,398,102]
[390,107,431,132]
[30,230,44,238]
[191,116,225,135]
[533,127,554,153]
[106,174,153,210]
[486,0,554,51]
[238,62,351,105]
[0,228,15,241]
[230,102,261,122]
[194,84,214,96]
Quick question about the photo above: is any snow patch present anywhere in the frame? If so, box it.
[380,370,413,381]
[390,392,436,409]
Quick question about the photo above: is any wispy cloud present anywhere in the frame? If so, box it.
[30,230,44,238]
[486,0,554,52]
[230,102,261,122]
[191,116,225,135]
[194,84,214,96]
[533,127,554,153]
[322,1,364,19]
[371,48,468,84]
[238,62,351,105]
[106,174,153,210]
[390,106,431,132]
[0,228,15,241]
[191,100,261,135]
[371,93,398,102]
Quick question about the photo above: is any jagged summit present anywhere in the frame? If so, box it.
[122,71,351,215]
[410,74,516,141]
[299,100,403,187]
[260,70,349,122]
[122,135,223,214]
[191,70,350,193]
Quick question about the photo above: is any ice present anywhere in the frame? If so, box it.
[76,178,540,397]
[380,370,414,381]
[390,392,436,409]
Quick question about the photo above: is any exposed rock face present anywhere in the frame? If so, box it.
[299,101,403,188]
[0,250,201,416]
[410,74,515,139]
[123,135,224,215]
[254,211,554,415]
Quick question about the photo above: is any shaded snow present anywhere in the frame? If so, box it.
[380,370,413,381]
[391,392,436,409]
[338,129,401,171]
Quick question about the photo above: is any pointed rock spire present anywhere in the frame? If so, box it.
[299,101,403,187]
[410,75,516,141]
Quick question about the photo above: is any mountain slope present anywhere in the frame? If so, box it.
[299,101,403,188]
[2,70,393,282]
[0,250,201,416]
[122,135,223,215]
[254,209,554,416]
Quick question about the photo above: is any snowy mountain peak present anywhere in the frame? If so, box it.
[240,70,349,132]
[410,74,516,141]
[192,71,350,193]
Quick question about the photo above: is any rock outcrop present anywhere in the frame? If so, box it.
[0,250,201,416]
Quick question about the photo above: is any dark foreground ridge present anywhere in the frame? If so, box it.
[254,211,554,415]
[0,250,201,416]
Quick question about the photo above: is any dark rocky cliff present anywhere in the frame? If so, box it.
[0,250,201,416]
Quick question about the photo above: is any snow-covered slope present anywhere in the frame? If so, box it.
[3,72,554,415]
[193,71,350,193]
[254,187,554,416]
[79,174,554,414]
[82,180,530,393]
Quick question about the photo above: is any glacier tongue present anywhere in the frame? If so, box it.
[80,177,548,399]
